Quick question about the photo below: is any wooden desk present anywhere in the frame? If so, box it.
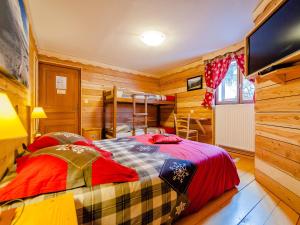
[190,117,210,135]
[12,193,78,225]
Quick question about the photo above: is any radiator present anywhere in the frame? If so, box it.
[215,104,255,152]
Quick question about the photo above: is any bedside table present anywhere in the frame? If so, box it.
[12,193,78,225]
[82,128,102,140]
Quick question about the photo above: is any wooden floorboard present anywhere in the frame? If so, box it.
[176,155,300,225]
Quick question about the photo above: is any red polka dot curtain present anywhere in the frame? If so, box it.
[201,55,232,108]
[201,53,249,107]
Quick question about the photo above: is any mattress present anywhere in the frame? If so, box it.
[0,135,239,224]
[116,90,173,101]
[112,127,166,138]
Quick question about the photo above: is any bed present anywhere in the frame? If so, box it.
[103,86,176,139]
[0,134,239,225]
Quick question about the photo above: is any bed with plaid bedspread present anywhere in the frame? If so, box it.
[1,135,239,225]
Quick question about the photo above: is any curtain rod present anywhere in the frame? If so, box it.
[204,47,244,63]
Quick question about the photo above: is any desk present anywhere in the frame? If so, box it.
[190,117,210,135]
[11,193,78,225]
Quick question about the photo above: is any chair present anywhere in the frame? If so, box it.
[174,114,198,141]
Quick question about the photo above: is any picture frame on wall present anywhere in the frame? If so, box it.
[0,0,29,87]
[187,76,203,91]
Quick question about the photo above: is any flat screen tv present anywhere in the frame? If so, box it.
[246,0,300,76]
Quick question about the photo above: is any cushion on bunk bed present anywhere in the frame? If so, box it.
[151,134,182,144]
[116,124,130,133]
[27,132,112,158]
[165,95,175,101]
[0,145,138,202]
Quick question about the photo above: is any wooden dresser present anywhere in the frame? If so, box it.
[82,128,102,140]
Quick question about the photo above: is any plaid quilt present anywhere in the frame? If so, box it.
[1,138,189,225]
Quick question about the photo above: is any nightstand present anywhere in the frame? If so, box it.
[12,193,78,225]
[82,128,102,140]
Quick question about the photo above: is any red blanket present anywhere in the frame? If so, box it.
[136,135,240,214]
[0,145,138,202]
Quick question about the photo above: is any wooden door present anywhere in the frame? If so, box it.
[38,63,81,134]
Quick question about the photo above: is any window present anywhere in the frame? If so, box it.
[216,60,255,104]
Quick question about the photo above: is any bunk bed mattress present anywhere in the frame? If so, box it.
[115,127,165,138]
[1,135,239,225]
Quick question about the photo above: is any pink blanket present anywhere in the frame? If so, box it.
[135,135,240,214]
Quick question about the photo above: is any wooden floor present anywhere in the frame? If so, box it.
[176,153,300,225]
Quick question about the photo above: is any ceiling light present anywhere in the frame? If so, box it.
[140,31,165,46]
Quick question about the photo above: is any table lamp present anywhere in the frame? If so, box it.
[31,107,47,137]
[0,92,27,140]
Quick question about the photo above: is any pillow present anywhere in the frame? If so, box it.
[27,132,112,158]
[28,132,91,152]
[0,145,138,202]
[160,126,176,134]
[151,134,182,144]
[116,124,129,133]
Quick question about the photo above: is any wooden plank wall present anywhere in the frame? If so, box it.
[159,63,213,144]
[0,27,38,177]
[38,55,160,131]
[253,0,300,214]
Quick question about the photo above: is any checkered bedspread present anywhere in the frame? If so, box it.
[1,138,189,225]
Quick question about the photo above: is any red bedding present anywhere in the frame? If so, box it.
[0,145,138,202]
[0,133,239,216]
[136,134,240,214]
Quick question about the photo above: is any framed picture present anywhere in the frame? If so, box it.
[187,76,203,91]
[0,0,29,87]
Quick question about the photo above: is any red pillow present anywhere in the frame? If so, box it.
[166,95,175,101]
[151,134,182,144]
[161,126,176,134]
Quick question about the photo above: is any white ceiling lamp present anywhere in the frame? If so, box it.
[140,31,166,46]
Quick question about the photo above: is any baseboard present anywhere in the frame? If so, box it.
[218,145,255,158]
[255,168,300,214]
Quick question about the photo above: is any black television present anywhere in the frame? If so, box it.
[246,0,300,76]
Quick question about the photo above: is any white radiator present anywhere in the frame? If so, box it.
[215,104,255,152]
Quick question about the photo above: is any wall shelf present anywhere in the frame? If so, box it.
[256,64,300,83]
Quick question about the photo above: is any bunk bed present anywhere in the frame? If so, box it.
[103,86,176,138]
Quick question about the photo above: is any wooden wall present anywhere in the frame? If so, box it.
[159,62,213,144]
[38,55,160,131]
[253,0,300,214]
[0,26,38,177]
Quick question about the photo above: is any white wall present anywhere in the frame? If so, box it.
[215,104,255,152]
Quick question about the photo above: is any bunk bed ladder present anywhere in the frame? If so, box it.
[132,94,148,136]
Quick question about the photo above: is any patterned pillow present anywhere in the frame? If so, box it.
[31,144,101,170]
[28,132,91,152]
[27,132,112,158]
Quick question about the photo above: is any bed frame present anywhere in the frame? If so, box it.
[103,86,176,138]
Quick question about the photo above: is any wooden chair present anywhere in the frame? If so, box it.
[174,114,198,141]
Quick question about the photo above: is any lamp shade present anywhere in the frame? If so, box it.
[31,107,47,119]
[0,92,27,140]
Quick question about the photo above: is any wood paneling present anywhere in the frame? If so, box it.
[0,26,38,177]
[159,64,213,144]
[255,168,300,214]
[256,78,300,101]
[256,113,300,129]
[38,55,160,131]
[253,0,300,214]
[256,135,300,163]
[255,95,300,112]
